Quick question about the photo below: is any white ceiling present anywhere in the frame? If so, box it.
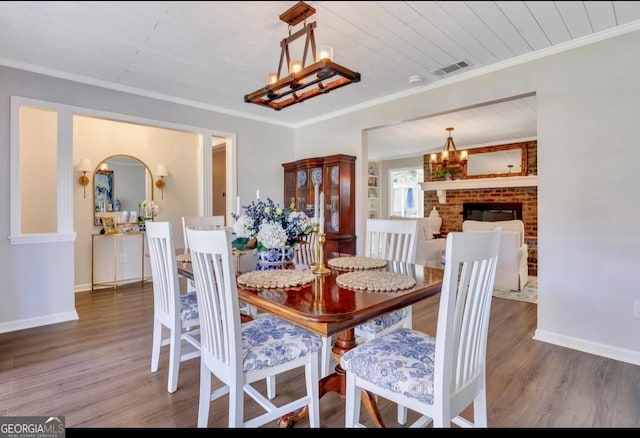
[1,1,639,160]
[366,93,538,160]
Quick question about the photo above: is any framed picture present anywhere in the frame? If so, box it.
[101,216,118,234]
[95,170,114,211]
[118,223,139,233]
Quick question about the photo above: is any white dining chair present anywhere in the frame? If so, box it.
[352,218,419,423]
[184,220,277,400]
[180,215,226,293]
[183,215,263,323]
[181,215,226,250]
[145,221,201,393]
[294,231,317,269]
[186,227,322,428]
[355,218,418,341]
[341,229,501,428]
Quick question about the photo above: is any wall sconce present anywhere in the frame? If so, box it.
[77,158,93,199]
[155,164,168,199]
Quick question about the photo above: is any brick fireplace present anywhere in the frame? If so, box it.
[424,187,538,275]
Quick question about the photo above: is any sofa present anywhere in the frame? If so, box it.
[389,215,446,267]
[462,219,529,291]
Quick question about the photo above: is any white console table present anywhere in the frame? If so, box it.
[91,232,150,291]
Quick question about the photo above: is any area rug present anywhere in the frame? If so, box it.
[493,276,537,304]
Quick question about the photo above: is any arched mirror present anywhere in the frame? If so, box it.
[93,155,153,226]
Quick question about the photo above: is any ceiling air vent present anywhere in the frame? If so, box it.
[431,60,470,76]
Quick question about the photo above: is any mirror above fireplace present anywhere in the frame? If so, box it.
[464,142,527,179]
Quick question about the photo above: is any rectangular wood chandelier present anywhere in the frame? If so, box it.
[244,1,361,111]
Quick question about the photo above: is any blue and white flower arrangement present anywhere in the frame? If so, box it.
[231,197,313,252]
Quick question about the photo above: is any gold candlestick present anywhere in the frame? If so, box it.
[313,274,325,312]
[232,247,245,274]
[313,232,331,275]
[309,223,320,270]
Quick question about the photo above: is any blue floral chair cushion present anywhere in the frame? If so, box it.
[340,328,436,405]
[179,291,199,321]
[241,315,323,371]
[354,308,409,336]
[182,290,257,321]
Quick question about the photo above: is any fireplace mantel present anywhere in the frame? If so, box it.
[420,175,538,203]
[420,175,537,191]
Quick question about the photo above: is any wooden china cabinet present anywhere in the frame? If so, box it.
[282,154,356,258]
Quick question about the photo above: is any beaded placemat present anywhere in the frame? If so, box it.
[327,256,388,270]
[237,270,315,289]
[176,253,191,263]
[336,271,416,292]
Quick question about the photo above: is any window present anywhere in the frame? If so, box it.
[389,167,423,218]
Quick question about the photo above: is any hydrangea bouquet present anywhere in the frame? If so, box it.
[231,197,313,252]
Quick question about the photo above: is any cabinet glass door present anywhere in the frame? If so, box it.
[296,169,309,212]
[284,170,296,207]
[325,165,340,233]
[283,154,355,258]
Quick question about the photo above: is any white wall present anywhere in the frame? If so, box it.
[20,107,58,234]
[294,30,640,365]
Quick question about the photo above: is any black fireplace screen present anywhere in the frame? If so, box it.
[463,202,522,222]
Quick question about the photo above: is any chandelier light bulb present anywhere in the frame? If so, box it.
[289,60,302,74]
[317,45,334,61]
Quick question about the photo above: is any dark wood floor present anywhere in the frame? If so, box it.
[1,281,639,428]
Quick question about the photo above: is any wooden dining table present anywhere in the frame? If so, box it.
[177,251,444,428]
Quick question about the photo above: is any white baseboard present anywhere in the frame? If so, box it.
[75,283,92,293]
[0,310,79,334]
[534,329,640,366]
